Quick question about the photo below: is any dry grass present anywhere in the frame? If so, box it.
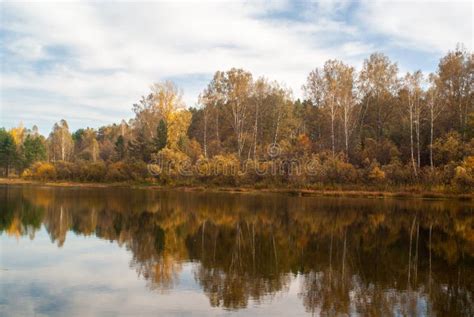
[0,177,472,200]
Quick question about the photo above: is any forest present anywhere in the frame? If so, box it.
[0,46,473,192]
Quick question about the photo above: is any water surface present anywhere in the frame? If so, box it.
[0,185,473,316]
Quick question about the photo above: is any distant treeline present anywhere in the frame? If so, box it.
[0,46,473,191]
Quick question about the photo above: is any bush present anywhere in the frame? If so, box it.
[319,154,359,184]
[125,160,149,181]
[383,159,414,185]
[358,138,400,165]
[106,162,129,182]
[209,154,240,185]
[54,161,75,180]
[452,156,474,192]
[367,162,386,184]
[81,161,107,182]
[301,153,358,185]
[150,148,191,184]
[31,162,56,180]
[239,160,272,185]
[432,131,463,165]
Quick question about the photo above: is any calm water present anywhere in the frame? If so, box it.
[0,185,473,316]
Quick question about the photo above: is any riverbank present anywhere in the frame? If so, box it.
[1,177,473,200]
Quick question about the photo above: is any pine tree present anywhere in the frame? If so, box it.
[115,135,126,160]
[154,119,168,152]
[0,129,17,177]
[128,129,153,162]
[21,135,47,168]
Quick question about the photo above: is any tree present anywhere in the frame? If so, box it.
[10,123,25,146]
[427,74,444,169]
[167,110,191,149]
[115,135,126,161]
[78,128,100,162]
[304,60,356,156]
[48,120,73,161]
[154,119,168,152]
[0,129,17,177]
[204,69,253,159]
[20,135,47,168]
[128,129,154,163]
[403,71,424,177]
[435,46,473,139]
[358,53,399,142]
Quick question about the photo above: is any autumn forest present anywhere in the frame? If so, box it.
[1,46,473,192]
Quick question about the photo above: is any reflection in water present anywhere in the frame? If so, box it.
[0,185,473,316]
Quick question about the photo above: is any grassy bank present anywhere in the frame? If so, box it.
[1,177,472,201]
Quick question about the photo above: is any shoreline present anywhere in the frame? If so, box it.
[1,178,472,201]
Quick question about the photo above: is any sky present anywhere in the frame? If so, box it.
[0,0,472,135]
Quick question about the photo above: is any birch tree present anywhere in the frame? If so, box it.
[358,53,399,142]
[403,71,424,176]
[304,60,355,156]
[48,119,73,161]
[427,74,444,169]
[337,63,356,158]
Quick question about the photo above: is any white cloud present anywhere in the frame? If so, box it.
[0,1,471,134]
[358,0,472,52]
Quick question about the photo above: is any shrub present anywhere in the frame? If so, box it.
[383,159,414,185]
[125,160,149,181]
[358,138,400,165]
[31,162,56,180]
[432,131,463,165]
[81,161,107,182]
[367,162,386,183]
[320,154,359,184]
[239,160,271,185]
[452,156,474,192]
[151,148,191,184]
[54,161,75,180]
[105,162,129,182]
[209,154,240,185]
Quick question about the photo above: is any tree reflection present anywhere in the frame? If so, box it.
[0,185,473,315]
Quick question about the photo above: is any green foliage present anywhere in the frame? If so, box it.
[0,128,17,177]
[20,135,47,169]
[128,129,154,163]
[154,119,167,152]
[115,135,126,161]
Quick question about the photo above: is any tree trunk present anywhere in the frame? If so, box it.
[430,103,434,170]
[215,109,220,147]
[330,95,336,156]
[253,101,259,160]
[409,95,417,178]
[415,96,421,168]
[343,102,349,158]
[61,133,65,161]
[203,109,208,158]
[331,111,335,156]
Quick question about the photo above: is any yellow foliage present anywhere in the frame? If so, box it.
[167,110,192,148]
[153,148,191,178]
[453,156,474,191]
[31,162,56,180]
[368,165,386,182]
[10,123,25,146]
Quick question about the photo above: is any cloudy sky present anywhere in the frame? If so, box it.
[0,1,472,134]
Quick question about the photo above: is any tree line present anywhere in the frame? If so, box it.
[0,46,473,191]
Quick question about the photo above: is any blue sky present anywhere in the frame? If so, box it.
[0,1,472,135]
